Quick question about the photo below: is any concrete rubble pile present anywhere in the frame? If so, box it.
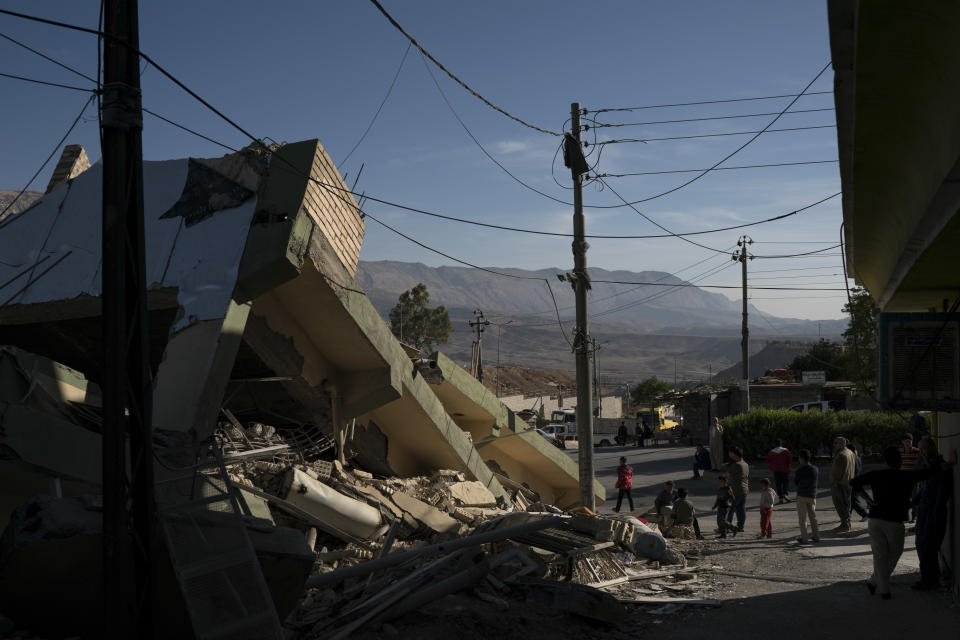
[207,418,706,637]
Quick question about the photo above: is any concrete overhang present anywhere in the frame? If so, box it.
[427,352,605,508]
[829,0,960,311]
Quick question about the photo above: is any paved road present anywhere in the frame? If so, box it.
[565,443,920,573]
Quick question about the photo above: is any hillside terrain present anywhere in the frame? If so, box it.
[358,260,845,382]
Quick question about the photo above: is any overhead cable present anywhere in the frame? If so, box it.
[593,124,836,146]
[595,176,729,254]
[418,50,572,206]
[590,107,834,129]
[591,90,833,113]
[339,42,412,167]
[0,31,97,83]
[598,159,838,178]
[0,94,96,225]
[589,279,847,291]
[581,62,832,207]
[0,70,94,92]
[365,0,562,137]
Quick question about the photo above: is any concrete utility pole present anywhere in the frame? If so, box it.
[733,236,753,413]
[566,102,595,508]
[101,0,155,635]
[469,309,490,382]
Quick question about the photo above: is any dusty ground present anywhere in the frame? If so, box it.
[480,365,575,398]
[352,446,960,639]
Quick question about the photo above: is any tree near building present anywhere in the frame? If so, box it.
[842,286,879,393]
[631,376,672,413]
[388,283,453,354]
[786,339,846,381]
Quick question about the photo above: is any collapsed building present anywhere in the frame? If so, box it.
[0,140,680,637]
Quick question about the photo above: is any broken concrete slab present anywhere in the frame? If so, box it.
[446,481,497,508]
[388,491,461,536]
[427,352,605,508]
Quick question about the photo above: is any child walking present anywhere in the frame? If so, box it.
[614,456,634,512]
[712,476,738,538]
[759,477,777,539]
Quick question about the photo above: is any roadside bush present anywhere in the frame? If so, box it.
[835,410,911,455]
[721,408,911,460]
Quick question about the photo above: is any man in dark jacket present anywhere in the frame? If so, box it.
[851,446,956,599]
[913,437,954,590]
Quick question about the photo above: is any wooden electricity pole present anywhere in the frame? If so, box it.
[567,103,595,508]
[734,236,753,413]
[101,0,155,635]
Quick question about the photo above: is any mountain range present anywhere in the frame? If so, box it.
[356,261,847,384]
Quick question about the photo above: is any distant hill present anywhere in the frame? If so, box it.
[712,341,815,382]
[356,260,847,383]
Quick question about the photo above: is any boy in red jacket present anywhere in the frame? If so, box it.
[766,439,793,504]
[614,456,634,512]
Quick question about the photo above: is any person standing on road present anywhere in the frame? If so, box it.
[765,439,793,503]
[635,422,643,448]
[913,437,954,591]
[830,436,857,532]
[851,446,956,599]
[712,476,738,538]
[613,456,634,512]
[709,417,724,470]
[616,422,628,447]
[908,410,929,446]
[848,443,869,521]
[758,477,777,539]
[794,449,820,544]
[900,434,921,523]
[726,447,749,531]
[692,443,712,479]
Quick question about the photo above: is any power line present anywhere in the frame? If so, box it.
[0,94,96,225]
[595,176,729,254]
[0,31,98,84]
[417,50,572,206]
[591,90,833,113]
[751,265,845,273]
[142,107,240,152]
[598,159,838,178]
[589,279,847,291]
[0,8,263,148]
[339,42,411,167]
[593,124,836,146]
[361,211,572,346]
[581,62,832,207]
[365,0,562,137]
[751,244,841,259]
[0,70,94,92]
[590,107,835,129]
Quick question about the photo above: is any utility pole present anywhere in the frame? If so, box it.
[565,102,595,508]
[469,309,490,382]
[101,0,155,635]
[733,236,753,413]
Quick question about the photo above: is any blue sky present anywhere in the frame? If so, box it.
[0,1,849,321]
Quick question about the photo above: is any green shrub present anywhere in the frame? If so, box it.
[721,408,912,460]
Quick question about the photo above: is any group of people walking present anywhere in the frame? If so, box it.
[698,427,954,598]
